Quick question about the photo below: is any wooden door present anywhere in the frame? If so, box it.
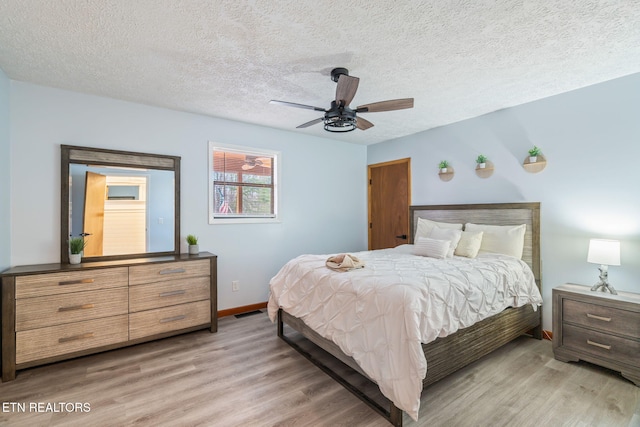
[83,172,106,256]
[102,176,148,256]
[368,158,411,250]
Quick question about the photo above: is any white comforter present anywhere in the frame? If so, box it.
[267,245,543,421]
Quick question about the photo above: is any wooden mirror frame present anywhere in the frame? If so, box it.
[60,145,181,264]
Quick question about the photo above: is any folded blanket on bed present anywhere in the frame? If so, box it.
[325,253,365,271]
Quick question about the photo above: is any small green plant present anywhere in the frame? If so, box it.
[69,237,88,254]
[186,234,199,245]
[528,146,541,156]
[438,160,449,169]
[476,154,487,164]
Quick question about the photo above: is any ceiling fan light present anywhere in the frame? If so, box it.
[324,116,357,132]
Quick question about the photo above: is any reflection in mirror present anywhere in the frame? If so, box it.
[69,164,175,256]
[61,145,180,264]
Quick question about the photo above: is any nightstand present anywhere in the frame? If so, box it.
[553,283,640,386]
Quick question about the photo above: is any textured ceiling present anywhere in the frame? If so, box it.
[1,1,639,145]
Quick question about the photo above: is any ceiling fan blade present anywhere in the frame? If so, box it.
[296,117,324,129]
[270,100,325,112]
[335,75,360,106]
[356,98,414,113]
[356,116,374,130]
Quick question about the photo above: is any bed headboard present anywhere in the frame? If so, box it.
[409,202,541,290]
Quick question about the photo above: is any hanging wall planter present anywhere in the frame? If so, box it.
[476,154,487,169]
[438,160,449,174]
[438,160,454,182]
[528,146,541,163]
[475,155,494,178]
[523,154,547,173]
[523,146,546,173]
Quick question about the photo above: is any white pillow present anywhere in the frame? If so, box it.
[429,227,462,258]
[454,231,484,258]
[464,223,527,259]
[415,218,463,239]
[413,237,450,259]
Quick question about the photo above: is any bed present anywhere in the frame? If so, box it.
[268,203,543,426]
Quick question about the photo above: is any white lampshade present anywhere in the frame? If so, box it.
[587,239,621,266]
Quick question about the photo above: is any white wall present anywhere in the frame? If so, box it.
[0,69,9,272]
[9,82,368,309]
[368,73,640,331]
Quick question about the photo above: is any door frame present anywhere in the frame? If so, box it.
[82,171,107,257]
[367,158,411,250]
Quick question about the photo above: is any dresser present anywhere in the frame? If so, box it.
[1,252,217,382]
[552,283,640,386]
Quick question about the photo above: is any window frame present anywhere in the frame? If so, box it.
[208,142,280,224]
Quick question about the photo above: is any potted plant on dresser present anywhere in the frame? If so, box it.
[186,234,199,255]
[68,237,88,264]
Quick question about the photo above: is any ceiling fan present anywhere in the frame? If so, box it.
[270,68,414,133]
[242,155,270,170]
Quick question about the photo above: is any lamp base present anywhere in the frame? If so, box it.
[590,264,618,295]
[590,282,618,295]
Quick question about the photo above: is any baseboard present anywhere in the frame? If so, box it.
[218,302,268,318]
[542,330,552,340]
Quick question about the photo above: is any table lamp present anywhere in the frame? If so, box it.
[587,239,620,295]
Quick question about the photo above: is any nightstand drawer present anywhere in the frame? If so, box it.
[563,299,639,338]
[129,300,211,340]
[129,260,210,286]
[16,287,128,331]
[563,323,639,368]
[129,276,210,313]
[16,315,129,364]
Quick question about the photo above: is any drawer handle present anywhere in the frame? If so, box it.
[160,290,186,297]
[587,339,611,350]
[160,315,186,324]
[58,332,95,343]
[586,313,611,322]
[58,278,95,286]
[58,303,95,312]
[159,268,186,275]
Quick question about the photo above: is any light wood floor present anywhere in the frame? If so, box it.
[1,311,638,427]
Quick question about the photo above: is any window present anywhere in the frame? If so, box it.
[208,143,279,223]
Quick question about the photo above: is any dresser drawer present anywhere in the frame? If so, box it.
[129,259,210,286]
[16,315,129,364]
[563,323,640,368]
[129,300,211,340]
[129,276,210,313]
[16,288,128,331]
[15,267,129,299]
[563,299,639,338]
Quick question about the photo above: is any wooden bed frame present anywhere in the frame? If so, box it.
[276,202,542,426]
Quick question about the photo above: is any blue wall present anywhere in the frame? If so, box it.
[369,72,640,330]
[0,69,9,272]
[8,82,368,309]
[6,72,640,328]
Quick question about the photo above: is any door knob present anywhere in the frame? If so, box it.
[395,234,407,240]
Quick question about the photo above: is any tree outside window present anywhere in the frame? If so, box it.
[208,143,279,223]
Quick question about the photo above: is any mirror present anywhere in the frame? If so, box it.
[61,145,180,264]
